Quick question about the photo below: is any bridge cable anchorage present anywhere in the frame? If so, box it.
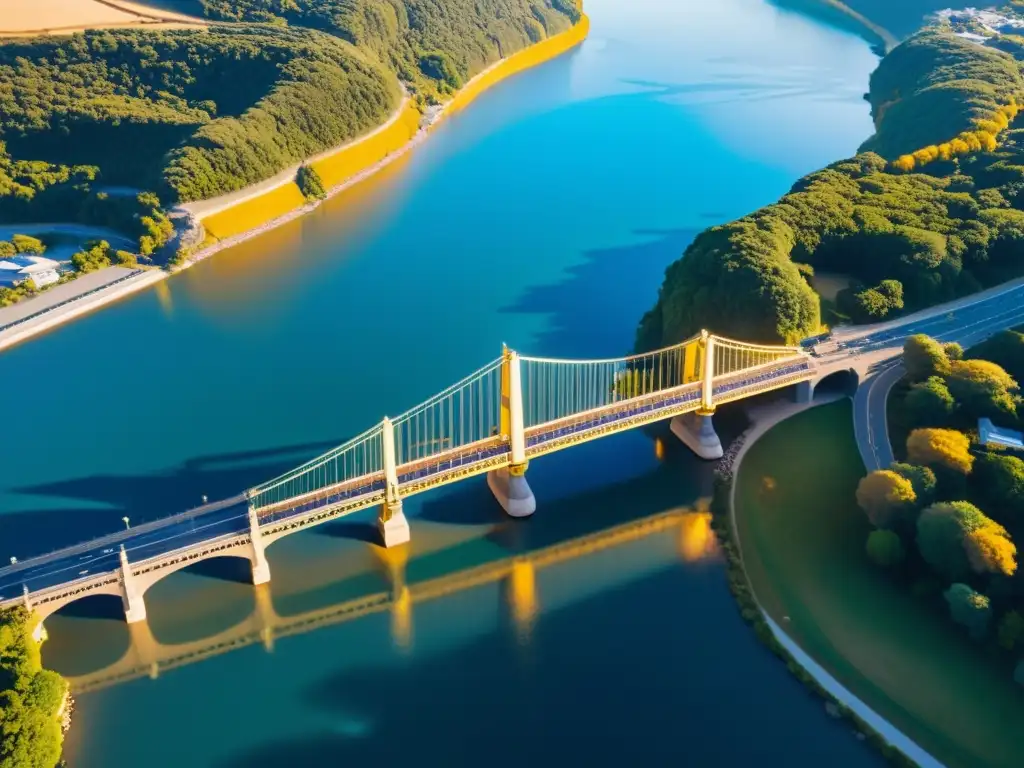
[1,333,815,614]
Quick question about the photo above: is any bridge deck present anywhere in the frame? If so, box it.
[0,354,812,608]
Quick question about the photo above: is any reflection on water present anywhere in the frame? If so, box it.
[59,502,708,694]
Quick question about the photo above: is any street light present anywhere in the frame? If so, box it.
[122,516,130,530]
[201,495,208,504]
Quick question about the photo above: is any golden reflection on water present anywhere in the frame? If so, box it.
[178,150,417,315]
[654,436,665,461]
[677,505,718,563]
[153,279,173,318]
[508,558,538,645]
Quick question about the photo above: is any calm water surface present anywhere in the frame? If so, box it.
[3,0,884,764]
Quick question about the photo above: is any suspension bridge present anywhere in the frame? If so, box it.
[0,330,815,630]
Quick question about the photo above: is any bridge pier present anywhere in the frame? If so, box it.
[671,411,723,460]
[488,466,536,518]
[248,506,271,585]
[795,379,813,404]
[119,545,147,624]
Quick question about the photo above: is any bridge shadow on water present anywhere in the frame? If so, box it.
[500,228,699,357]
[4,438,346,560]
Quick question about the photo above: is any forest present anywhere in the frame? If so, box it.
[0,0,578,228]
[860,334,1024,684]
[0,607,67,768]
[636,24,1024,348]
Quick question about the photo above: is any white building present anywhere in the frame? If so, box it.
[0,255,61,288]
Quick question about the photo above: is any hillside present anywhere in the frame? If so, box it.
[636,23,1024,348]
[0,0,579,222]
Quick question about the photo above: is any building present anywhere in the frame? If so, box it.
[978,417,1024,452]
[0,255,61,288]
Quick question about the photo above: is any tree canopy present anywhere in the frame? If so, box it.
[907,428,974,475]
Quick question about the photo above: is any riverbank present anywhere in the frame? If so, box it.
[187,13,591,251]
[731,399,1024,767]
[0,13,590,355]
[722,397,936,767]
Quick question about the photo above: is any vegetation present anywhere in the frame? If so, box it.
[195,0,578,103]
[737,400,1024,767]
[707,467,916,767]
[296,165,326,201]
[857,333,1024,693]
[636,22,1024,347]
[0,607,67,768]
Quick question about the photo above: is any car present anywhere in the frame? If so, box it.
[78,569,89,576]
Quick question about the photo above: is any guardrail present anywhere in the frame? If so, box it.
[0,269,146,334]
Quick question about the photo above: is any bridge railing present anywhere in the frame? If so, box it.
[248,424,385,511]
[391,357,503,466]
[0,492,248,587]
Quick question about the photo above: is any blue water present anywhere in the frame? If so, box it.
[0,0,885,764]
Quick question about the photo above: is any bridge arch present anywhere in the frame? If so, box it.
[813,368,859,398]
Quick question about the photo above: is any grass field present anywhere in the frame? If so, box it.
[735,401,1024,768]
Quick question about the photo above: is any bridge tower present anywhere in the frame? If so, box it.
[670,330,724,460]
[487,346,537,517]
[378,416,412,547]
[119,545,147,624]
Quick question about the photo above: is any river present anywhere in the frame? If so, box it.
[3,0,885,764]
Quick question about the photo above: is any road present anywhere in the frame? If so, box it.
[815,278,1024,471]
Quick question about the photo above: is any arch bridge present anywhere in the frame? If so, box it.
[0,331,814,630]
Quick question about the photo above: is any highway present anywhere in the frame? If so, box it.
[816,278,1024,471]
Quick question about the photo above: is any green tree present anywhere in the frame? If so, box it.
[917,500,991,580]
[964,525,1017,576]
[297,164,326,201]
[866,529,905,567]
[904,376,955,426]
[944,583,992,640]
[0,241,14,258]
[906,428,974,475]
[10,234,45,254]
[970,452,1024,529]
[856,469,917,528]
[904,335,951,381]
[968,330,1024,383]
[946,358,1018,420]
[944,341,964,361]
[890,462,938,508]
[998,610,1024,651]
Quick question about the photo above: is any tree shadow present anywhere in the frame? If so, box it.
[4,438,345,559]
[500,228,699,357]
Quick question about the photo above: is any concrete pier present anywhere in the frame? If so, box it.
[378,503,411,547]
[119,545,147,624]
[488,467,536,518]
[671,411,724,460]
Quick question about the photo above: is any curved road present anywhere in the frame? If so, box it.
[815,278,1024,471]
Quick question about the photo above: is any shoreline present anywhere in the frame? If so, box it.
[0,14,590,355]
[723,398,942,768]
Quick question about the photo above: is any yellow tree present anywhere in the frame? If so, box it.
[965,526,1018,576]
[907,428,974,475]
[855,470,917,528]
